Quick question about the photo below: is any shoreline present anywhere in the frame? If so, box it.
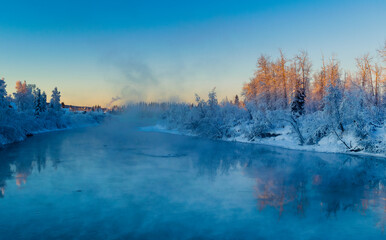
[140,125,386,159]
[0,123,100,147]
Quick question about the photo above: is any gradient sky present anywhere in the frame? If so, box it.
[0,0,385,106]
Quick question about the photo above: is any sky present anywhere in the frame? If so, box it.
[0,0,385,106]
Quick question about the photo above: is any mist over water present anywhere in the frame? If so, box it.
[100,53,185,104]
[0,116,384,239]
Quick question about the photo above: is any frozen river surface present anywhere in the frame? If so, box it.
[0,119,385,239]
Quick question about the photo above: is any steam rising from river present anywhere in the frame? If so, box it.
[100,53,184,105]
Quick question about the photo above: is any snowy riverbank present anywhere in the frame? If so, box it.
[0,111,105,146]
[0,78,109,147]
[140,124,386,158]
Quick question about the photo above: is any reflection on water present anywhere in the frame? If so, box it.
[0,123,385,239]
[198,142,385,229]
[0,132,61,196]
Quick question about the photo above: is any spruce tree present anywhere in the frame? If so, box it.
[41,91,47,112]
[34,88,42,116]
[0,77,8,109]
[291,88,306,117]
[234,95,240,107]
[50,87,61,111]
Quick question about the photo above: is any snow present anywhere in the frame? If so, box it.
[141,124,386,158]
[0,110,106,146]
[154,86,386,159]
[0,79,109,146]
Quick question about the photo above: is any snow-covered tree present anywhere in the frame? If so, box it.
[161,44,385,154]
[372,63,382,106]
[378,41,386,62]
[243,55,272,107]
[356,54,375,103]
[33,88,47,116]
[41,91,47,112]
[0,78,105,146]
[276,50,289,108]
[234,95,240,107]
[291,88,306,117]
[207,88,218,111]
[290,51,312,117]
[13,81,34,112]
[49,87,61,111]
[0,77,8,109]
[324,84,344,132]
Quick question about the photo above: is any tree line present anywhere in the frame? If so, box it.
[0,78,104,145]
[243,47,385,115]
[163,42,386,154]
[0,79,62,115]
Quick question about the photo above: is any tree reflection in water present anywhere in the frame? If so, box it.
[188,139,385,231]
[0,132,63,196]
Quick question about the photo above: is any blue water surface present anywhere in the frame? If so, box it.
[0,119,385,239]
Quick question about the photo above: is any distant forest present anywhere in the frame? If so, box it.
[0,79,104,145]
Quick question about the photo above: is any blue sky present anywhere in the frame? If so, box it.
[0,0,385,106]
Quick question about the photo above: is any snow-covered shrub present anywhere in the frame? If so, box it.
[340,88,382,140]
[163,89,249,139]
[323,84,344,132]
[300,111,329,145]
[218,100,248,138]
[242,101,274,140]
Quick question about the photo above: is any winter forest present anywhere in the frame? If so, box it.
[1,44,385,156]
[0,79,104,145]
[162,43,386,156]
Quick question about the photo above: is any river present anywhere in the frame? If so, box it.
[0,119,385,239]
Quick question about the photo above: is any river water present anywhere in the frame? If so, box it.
[0,119,385,239]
